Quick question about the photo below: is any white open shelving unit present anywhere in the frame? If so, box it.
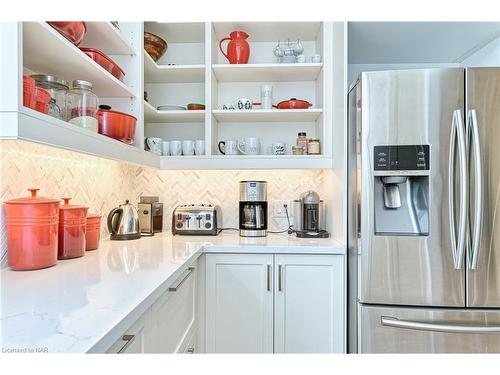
[1,21,347,171]
[0,22,157,167]
[143,21,342,170]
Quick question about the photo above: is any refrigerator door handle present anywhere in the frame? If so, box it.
[467,109,483,270]
[381,316,500,334]
[449,110,467,269]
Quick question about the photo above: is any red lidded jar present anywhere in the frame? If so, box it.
[4,188,59,270]
[58,197,88,260]
[85,214,101,251]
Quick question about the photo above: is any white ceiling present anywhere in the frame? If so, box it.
[348,22,500,64]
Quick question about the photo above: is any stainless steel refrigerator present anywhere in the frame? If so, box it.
[347,67,500,353]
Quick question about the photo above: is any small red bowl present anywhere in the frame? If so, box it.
[23,76,36,109]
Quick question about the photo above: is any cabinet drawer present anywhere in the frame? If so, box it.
[150,266,196,353]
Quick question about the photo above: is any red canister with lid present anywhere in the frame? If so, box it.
[58,197,88,260]
[4,188,59,270]
[85,214,101,251]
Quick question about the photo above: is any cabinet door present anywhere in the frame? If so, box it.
[149,266,196,353]
[205,254,274,353]
[274,254,344,353]
[106,311,150,354]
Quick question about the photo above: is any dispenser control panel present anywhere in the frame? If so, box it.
[374,145,430,170]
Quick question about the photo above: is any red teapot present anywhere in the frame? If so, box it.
[219,31,250,64]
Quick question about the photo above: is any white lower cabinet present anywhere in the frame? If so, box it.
[274,254,344,353]
[205,253,345,353]
[205,254,274,353]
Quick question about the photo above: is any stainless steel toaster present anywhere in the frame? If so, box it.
[172,204,221,235]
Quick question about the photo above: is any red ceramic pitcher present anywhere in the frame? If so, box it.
[219,31,250,64]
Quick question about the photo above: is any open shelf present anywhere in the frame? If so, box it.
[81,22,134,55]
[144,51,205,83]
[1,108,159,168]
[212,22,322,42]
[23,22,135,98]
[212,63,323,82]
[160,154,332,170]
[212,109,323,122]
[144,101,205,123]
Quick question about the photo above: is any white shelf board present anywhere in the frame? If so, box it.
[144,101,205,123]
[160,155,332,170]
[81,22,134,55]
[23,22,135,98]
[212,109,323,122]
[0,108,159,168]
[213,22,322,42]
[144,50,205,83]
[212,63,323,82]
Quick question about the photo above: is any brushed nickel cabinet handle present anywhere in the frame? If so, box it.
[118,334,136,353]
[168,267,195,292]
[278,264,283,292]
[267,264,271,291]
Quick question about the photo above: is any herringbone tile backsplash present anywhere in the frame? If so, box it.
[0,141,332,267]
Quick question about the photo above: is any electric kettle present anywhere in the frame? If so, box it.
[107,200,141,240]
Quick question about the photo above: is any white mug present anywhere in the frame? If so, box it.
[194,140,205,155]
[182,140,195,156]
[170,140,182,156]
[161,141,170,156]
[272,142,286,155]
[238,137,260,155]
[296,54,306,63]
[218,140,238,155]
[146,137,162,155]
[311,54,321,63]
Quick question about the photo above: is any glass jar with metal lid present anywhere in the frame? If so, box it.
[307,138,321,155]
[30,74,69,120]
[66,80,99,132]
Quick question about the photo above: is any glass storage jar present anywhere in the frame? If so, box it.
[48,98,61,119]
[296,132,308,154]
[31,74,69,120]
[307,138,321,155]
[66,80,99,132]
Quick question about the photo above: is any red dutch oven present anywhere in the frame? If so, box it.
[4,189,60,271]
[58,198,88,260]
[98,105,137,145]
[273,98,313,109]
[85,214,101,251]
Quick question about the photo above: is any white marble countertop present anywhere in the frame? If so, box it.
[0,232,344,353]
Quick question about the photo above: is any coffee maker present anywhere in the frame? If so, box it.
[239,181,268,237]
[293,190,329,238]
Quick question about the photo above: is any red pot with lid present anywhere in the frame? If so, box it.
[58,197,88,260]
[85,214,101,251]
[273,98,312,109]
[4,189,59,271]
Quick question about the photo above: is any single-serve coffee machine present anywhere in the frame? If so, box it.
[293,190,329,238]
[239,181,268,237]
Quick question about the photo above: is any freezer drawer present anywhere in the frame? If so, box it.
[360,304,500,353]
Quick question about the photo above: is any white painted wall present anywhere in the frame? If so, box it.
[461,36,500,67]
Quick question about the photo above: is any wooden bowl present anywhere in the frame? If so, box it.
[144,32,167,62]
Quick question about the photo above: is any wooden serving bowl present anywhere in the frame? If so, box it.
[144,32,167,62]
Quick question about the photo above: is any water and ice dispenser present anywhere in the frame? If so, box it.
[373,145,430,236]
